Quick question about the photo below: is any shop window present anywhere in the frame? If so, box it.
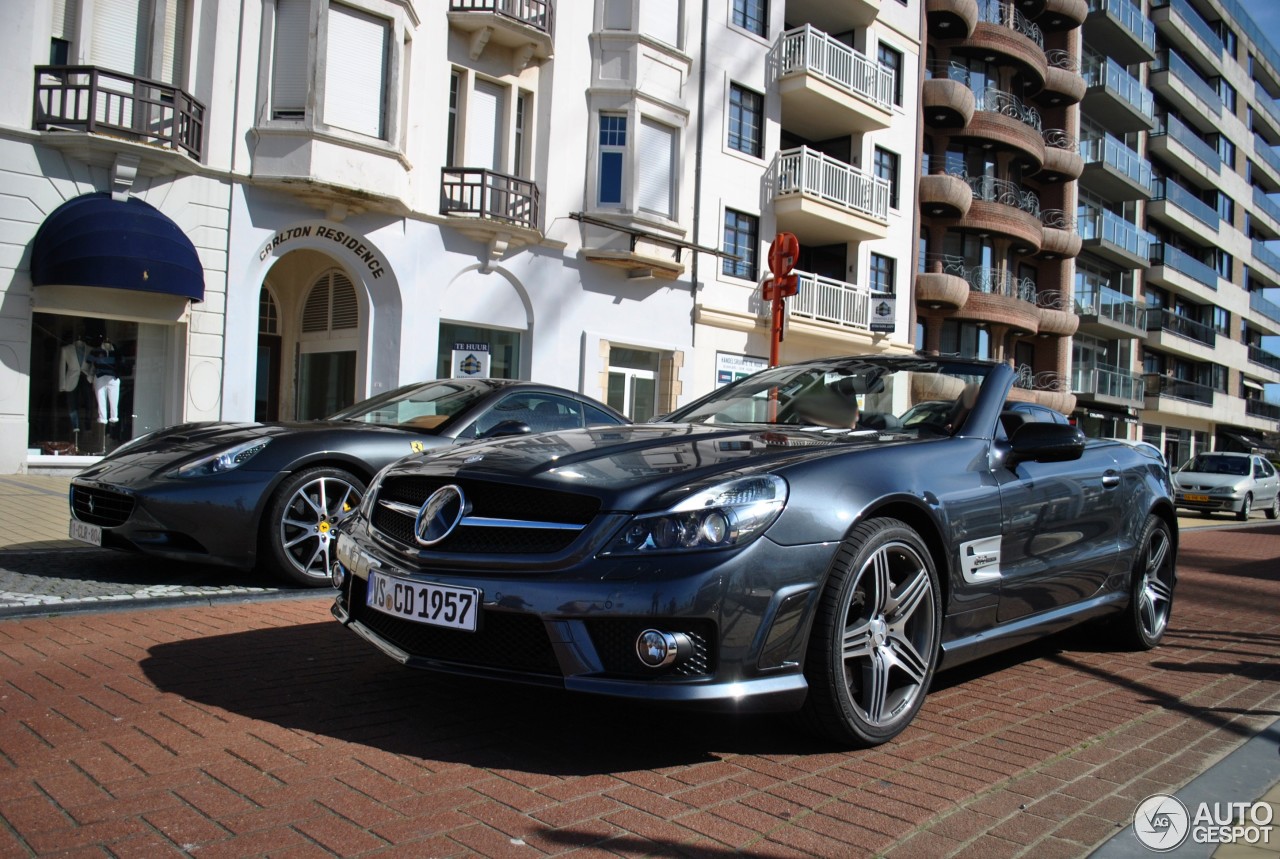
[28,312,173,456]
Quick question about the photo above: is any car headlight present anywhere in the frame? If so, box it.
[602,475,787,555]
[170,438,271,478]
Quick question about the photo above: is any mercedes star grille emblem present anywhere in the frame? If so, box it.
[414,484,466,546]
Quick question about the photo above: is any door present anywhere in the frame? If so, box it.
[256,333,281,421]
[994,447,1125,622]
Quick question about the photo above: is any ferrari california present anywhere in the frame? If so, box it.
[67,379,627,585]
[331,355,1178,746]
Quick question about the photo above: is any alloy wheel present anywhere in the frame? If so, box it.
[1138,524,1174,640]
[278,475,363,579]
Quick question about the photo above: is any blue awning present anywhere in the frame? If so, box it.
[31,192,204,302]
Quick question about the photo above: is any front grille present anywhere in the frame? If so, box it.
[371,475,600,554]
[71,485,135,527]
[350,575,561,675]
[585,618,717,678]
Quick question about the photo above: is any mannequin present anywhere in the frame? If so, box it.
[58,334,91,432]
[89,336,120,425]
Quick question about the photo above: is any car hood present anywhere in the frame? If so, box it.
[1172,472,1244,490]
[75,420,409,482]
[389,423,888,510]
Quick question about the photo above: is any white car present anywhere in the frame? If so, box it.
[1172,452,1280,520]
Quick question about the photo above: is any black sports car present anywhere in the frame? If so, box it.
[331,355,1178,746]
[67,380,627,585]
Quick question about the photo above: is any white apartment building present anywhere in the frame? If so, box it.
[0,0,920,473]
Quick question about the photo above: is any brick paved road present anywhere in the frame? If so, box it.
[0,525,1277,857]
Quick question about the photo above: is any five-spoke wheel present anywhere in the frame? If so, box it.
[263,467,365,586]
[802,519,941,746]
[1118,514,1176,650]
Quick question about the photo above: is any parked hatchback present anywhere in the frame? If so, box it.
[1172,452,1280,520]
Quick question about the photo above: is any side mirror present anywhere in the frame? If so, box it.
[478,419,533,439]
[1007,422,1086,467]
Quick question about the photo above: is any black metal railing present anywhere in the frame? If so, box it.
[32,65,205,161]
[449,0,554,35]
[440,168,540,230]
[1145,308,1217,347]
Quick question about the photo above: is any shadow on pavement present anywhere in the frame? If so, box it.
[140,619,839,774]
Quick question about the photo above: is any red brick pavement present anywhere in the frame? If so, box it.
[0,524,1277,857]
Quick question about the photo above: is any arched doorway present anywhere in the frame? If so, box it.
[296,269,360,419]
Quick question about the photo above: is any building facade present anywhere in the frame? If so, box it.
[0,0,921,473]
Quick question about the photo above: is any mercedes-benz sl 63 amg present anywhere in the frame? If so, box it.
[331,355,1177,746]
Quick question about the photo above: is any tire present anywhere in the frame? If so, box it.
[1267,494,1280,521]
[1115,515,1175,651]
[1237,493,1253,522]
[799,518,942,747]
[262,467,365,587]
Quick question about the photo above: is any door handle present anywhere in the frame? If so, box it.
[1102,471,1120,488]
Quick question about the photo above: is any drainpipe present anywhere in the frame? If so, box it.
[691,0,709,351]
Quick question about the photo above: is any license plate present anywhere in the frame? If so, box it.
[69,519,102,546]
[1183,493,1210,503]
[366,570,479,632]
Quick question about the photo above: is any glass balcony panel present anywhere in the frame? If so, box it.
[1072,366,1146,400]
[1155,0,1223,58]
[1143,373,1217,405]
[1083,55,1155,124]
[1146,308,1217,346]
[1151,243,1219,288]
[1080,133,1152,191]
[1079,209,1154,262]
[1152,113,1221,173]
[1250,290,1280,325]
[1152,50,1223,116]
[1248,345,1280,373]
[1085,0,1156,56]
[1153,179,1219,229]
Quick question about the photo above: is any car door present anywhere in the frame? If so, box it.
[993,442,1126,623]
[1254,456,1280,506]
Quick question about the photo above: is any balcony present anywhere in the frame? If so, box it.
[1078,208,1152,269]
[1251,81,1280,146]
[775,25,894,139]
[955,175,1044,252]
[956,273,1043,334]
[919,161,973,217]
[1038,0,1088,30]
[787,0,880,31]
[448,0,554,68]
[1252,186,1280,240]
[1146,308,1217,356]
[1075,284,1146,337]
[1040,130,1083,181]
[926,0,980,38]
[1252,139,1280,192]
[1148,243,1220,290]
[1144,373,1217,407]
[1246,398,1280,422]
[1036,289,1079,335]
[1037,50,1087,107]
[769,146,890,244]
[962,87,1046,169]
[1251,289,1280,325]
[1150,50,1222,124]
[32,65,205,165]
[1149,179,1220,234]
[1079,133,1153,200]
[781,270,882,331]
[1148,113,1220,181]
[1072,365,1146,407]
[1039,208,1081,258]
[1249,345,1280,374]
[440,167,541,255]
[1084,0,1157,64]
[1151,0,1222,70]
[923,67,977,129]
[970,1,1048,90]
[1252,238,1280,284]
[1081,55,1156,133]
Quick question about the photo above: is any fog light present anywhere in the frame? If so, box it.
[635,629,692,668]
[330,561,346,590]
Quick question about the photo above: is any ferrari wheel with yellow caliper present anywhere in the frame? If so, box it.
[263,466,366,586]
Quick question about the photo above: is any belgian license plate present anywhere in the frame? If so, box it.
[366,570,479,632]
[1183,493,1210,503]
[69,519,102,546]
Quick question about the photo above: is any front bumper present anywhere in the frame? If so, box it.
[330,522,839,713]
[1174,493,1242,514]
[69,471,278,569]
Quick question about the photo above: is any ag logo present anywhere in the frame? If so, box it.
[1134,794,1190,851]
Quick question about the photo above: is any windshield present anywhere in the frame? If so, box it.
[1181,454,1250,476]
[662,358,992,437]
[327,380,496,429]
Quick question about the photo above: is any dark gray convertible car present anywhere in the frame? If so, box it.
[331,355,1177,746]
